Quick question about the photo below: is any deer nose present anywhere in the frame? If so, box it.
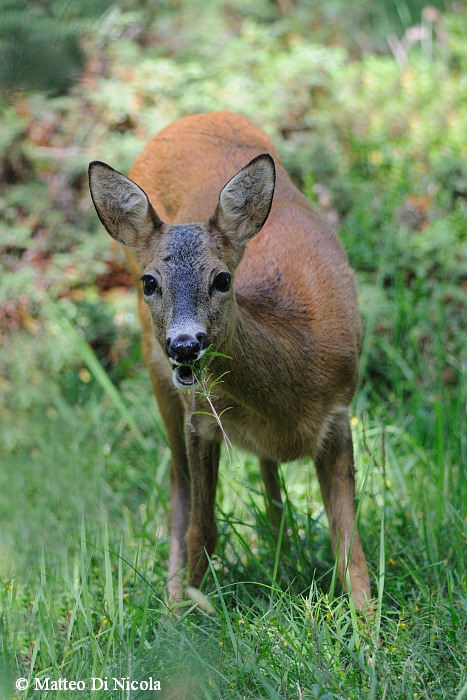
[166,334,205,364]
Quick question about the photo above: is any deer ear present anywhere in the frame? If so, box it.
[211,154,275,247]
[88,161,162,247]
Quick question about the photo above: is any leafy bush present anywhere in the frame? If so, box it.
[0,0,115,95]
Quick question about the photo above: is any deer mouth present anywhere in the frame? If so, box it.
[173,364,199,389]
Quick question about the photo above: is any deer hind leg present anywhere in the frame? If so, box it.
[185,430,221,590]
[260,458,283,531]
[314,414,371,610]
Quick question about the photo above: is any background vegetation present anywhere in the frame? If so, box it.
[0,0,466,698]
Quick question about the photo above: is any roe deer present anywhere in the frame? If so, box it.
[88,111,371,609]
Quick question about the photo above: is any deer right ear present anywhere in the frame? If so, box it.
[211,154,275,249]
[88,161,162,247]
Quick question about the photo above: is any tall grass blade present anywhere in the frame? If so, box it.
[118,539,124,643]
[103,520,114,621]
[59,316,149,451]
[375,509,385,640]
[271,505,286,591]
[207,556,238,656]
[455,681,467,700]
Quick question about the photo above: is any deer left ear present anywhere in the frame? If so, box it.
[211,154,275,247]
[88,161,163,247]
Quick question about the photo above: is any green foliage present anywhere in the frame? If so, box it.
[0,0,113,96]
[0,405,466,698]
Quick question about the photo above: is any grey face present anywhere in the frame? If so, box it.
[140,223,233,388]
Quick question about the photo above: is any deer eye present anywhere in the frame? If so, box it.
[213,272,231,293]
[141,274,158,296]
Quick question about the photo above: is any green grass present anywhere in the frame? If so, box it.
[1,326,466,698]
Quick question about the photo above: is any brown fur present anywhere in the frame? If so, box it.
[89,111,371,609]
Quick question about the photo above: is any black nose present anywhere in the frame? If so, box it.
[166,334,201,364]
[196,332,209,352]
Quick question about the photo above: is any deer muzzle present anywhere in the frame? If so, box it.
[166,332,210,389]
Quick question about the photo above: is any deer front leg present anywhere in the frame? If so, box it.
[139,327,191,604]
[185,430,221,589]
[167,454,191,603]
[315,418,371,610]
